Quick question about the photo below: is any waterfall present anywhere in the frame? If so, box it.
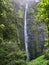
[24,2,30,61]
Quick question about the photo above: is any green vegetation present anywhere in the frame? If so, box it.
[0,0,27,65]
[28,55,48,65]
[37,0,49,63]
[0,0,49,65]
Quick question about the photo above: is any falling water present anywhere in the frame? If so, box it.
[24,1,30,61]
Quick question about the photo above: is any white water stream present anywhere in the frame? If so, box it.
[24,2,30,61]
[24,0,39,61]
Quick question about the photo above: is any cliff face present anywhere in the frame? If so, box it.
[26,2,47,60]
[12,1,47,60]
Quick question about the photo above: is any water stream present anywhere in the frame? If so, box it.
[24,2,30,61]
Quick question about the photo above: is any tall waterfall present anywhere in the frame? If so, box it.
[24,2,29,61]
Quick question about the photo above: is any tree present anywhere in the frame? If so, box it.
[37,0,49,60]
[0,0,27,65]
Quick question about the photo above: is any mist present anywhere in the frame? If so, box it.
[14,0,40,5]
